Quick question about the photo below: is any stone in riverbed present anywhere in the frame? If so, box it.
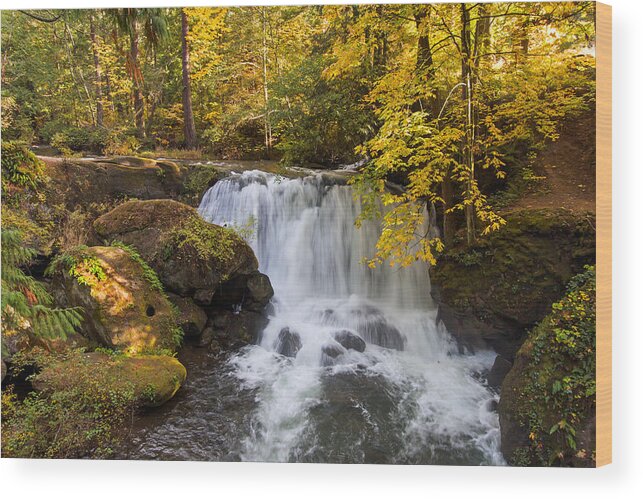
[332,329,366,353]
[321,343,346,366]
[274,327,302,358]
[167,293,207,338]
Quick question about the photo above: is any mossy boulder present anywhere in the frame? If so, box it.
[93,199,263,306]
[498,267,596,467]
[49,246,181,354]
[431,208,595,358]
[32,351,187,408]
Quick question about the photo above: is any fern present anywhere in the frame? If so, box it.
[1,229,83,339]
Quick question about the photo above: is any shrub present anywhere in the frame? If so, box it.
[506,266,596,466]
[1,349,137,459]
[1,141,45,195]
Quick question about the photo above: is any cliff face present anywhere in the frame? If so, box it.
[431,208,595,359]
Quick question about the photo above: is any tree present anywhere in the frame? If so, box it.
[112,8,169,138]
[180,9,197,149]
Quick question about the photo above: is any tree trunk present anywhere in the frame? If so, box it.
[181,9,198,149]
[90,16,104,128]
[461,3,476,245]
[261,7,272,157]
[130,18,145,138]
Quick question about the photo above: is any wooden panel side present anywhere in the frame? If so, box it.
[595,1,612,468]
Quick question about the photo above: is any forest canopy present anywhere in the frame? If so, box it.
[1,2,596,262]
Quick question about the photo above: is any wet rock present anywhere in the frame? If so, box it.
[332,329,366,353]
[209,309,268,349]
[246,272,275,309]
[210,270,274,312]
[274,327,302,358]
[486,355,512,390]
[321,343,345,366]
[197,327,216,348]
[320,304,405,351]
[349,307,405,351]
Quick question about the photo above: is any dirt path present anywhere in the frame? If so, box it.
[509,110,596,214]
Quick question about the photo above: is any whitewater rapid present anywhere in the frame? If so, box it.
[198,170,503,465]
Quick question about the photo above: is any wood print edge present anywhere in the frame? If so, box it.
[595,1,612,468]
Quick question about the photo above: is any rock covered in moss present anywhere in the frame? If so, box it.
[49,245,182,354]
[93,199,263,306]
[431,208,595,358]
[498,267,596,467]
[32,350,187,408]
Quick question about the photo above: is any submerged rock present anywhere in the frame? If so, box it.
[49,246,181,354]
[274,327,302,358]
[93,199,261,306]
[348,307,405,351]
[332,329,366,353]
[319,305,405,351]
[321,343,346,366]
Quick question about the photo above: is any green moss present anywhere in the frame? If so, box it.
[504,266,596,466]
[165,216,237,270]
[109,240,164,293]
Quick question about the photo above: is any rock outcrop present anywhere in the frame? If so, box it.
[430,208,595,358]
[49,246,181,354]
[42,156,183,208]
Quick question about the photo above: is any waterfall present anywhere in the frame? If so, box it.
[198,170,503,465]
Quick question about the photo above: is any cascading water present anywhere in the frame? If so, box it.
[195,170,504,465]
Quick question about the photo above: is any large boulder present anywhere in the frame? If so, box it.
[93,199,265,307]
[33,351,187,408]
[49,246,181,354]
[431,209,595,358]
[209,309,269,350]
